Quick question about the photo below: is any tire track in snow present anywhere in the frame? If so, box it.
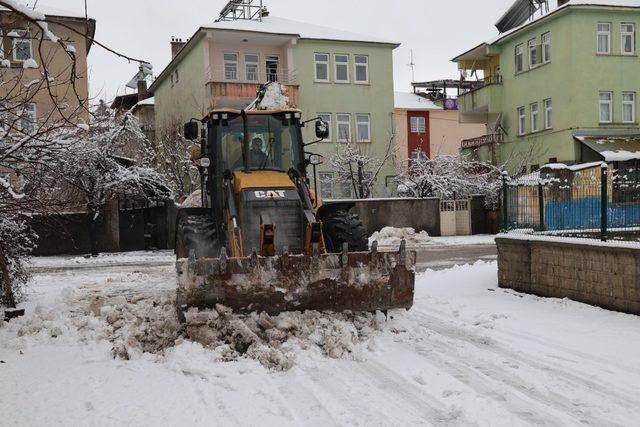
[402,310,637,425]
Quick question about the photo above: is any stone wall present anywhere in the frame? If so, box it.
[348,198,441,237]
[497,236,640,315]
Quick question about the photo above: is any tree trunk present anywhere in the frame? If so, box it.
[357,161,365,199]
[0,245,16,308]
[88,206,100,256]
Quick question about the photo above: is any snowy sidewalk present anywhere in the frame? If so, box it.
[2,255,639,426]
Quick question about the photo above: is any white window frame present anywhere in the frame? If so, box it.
[334,54,350,83]
[623,92,636,123]
[544,98,553,129]
[530,102,539,132]
[19,102,36,134]
[528,38,538,69]
[599,91,613,123]
[223,52,238,81]
[244,54,259,82]
[355,114,371,143]
[318,172,334,199]
[12,29,32,62]
[517,106,526,136]
[314,53,330,82]
[336,113,351,142]
[410,116,426,133]
[621,23,636,55]
[515,43,524,73]
[597,22,611,54]
[317,113,332,142]
[541,32,551,63]
[354,55,369,84]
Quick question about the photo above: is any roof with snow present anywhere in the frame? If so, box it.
[394,92,442,110]
[0,3,93,20]
[204,16,399,45]
[454,0,640,61]
[576,135,640,162]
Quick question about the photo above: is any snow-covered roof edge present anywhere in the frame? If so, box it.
[394,92,442,110]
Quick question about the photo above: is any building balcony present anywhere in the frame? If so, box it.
[206,66,298,86]
[458,75,503,123]
[461,132,504,150]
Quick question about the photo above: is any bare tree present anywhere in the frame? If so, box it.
[329,136,396,199]
[138,122,200,201]
[396,151,502,208]
[0,1,148,307]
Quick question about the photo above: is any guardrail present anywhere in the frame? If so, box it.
[206,66,298,85]
[461,133,504,149]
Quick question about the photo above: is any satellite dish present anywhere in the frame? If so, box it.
[126,62,153,89]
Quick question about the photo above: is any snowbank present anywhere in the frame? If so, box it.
[369,226,431,247]
[178,189,202,208]
[3,253,640,425]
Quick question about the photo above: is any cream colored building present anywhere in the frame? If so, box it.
[394,92,485,167]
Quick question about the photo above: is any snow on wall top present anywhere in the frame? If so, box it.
[205,16,399,45]
[394,92,442,111]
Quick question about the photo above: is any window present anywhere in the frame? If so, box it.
[318,172,334,199]
[245,54,259,81]
[517,106,526,135]
[542,32,551,63]
[336,114,351,142]
[528,38,539,68]
[314,53,329,82]
[530,102,539,132]
[19,102,36,134]
[623,92,636,123]
[12,29,32,62]
[223,53,238,80]
[544,99,553,129]
[356,114,371,142]
[265,55,279,82]
[515,43,524,73]
[334,54,349,83]
[622,23,635,55]
[597,23,611,54]
[599,91,613,123]
[410,116,426,133]
[335,180,351,198]
[354,55,369,83]
[317,113,332,141]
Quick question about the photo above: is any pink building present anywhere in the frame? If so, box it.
[394,92,485,167]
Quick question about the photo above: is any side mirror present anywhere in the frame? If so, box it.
[308,154,324,166]
[315,119,329,139]
[183,121,199,140]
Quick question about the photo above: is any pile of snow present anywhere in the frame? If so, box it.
[184,306,386,371]
[254,82,290,110]
[369,226,431,247]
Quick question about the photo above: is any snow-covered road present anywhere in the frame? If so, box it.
[2,252,640,426]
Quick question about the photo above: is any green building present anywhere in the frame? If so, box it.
[454,0,640,174]
[149,13,399,198]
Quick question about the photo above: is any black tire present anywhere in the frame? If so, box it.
[322,210,368,253]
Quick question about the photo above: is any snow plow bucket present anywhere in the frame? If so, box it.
[176,242,415,316]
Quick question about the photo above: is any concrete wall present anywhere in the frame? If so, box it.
[497,236,640,315]
[347,198,441,237]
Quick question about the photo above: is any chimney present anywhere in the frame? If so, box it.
[171,36,186,59]
[137,79,148,102]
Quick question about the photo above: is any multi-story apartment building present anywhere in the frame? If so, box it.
[150,12,399,198]
[453,0,640,174]
[0,5,95,186]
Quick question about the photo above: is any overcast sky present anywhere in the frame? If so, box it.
[38,0,515,100]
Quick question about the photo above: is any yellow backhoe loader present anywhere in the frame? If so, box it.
[175,84,414,318]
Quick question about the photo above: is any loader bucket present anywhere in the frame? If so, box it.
[176,241,415,317]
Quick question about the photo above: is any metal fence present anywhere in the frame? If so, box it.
[502,163,640,242]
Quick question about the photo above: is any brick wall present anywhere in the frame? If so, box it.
[497,236,640,315]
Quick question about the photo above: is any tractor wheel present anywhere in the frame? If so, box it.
[322,210,368,253]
